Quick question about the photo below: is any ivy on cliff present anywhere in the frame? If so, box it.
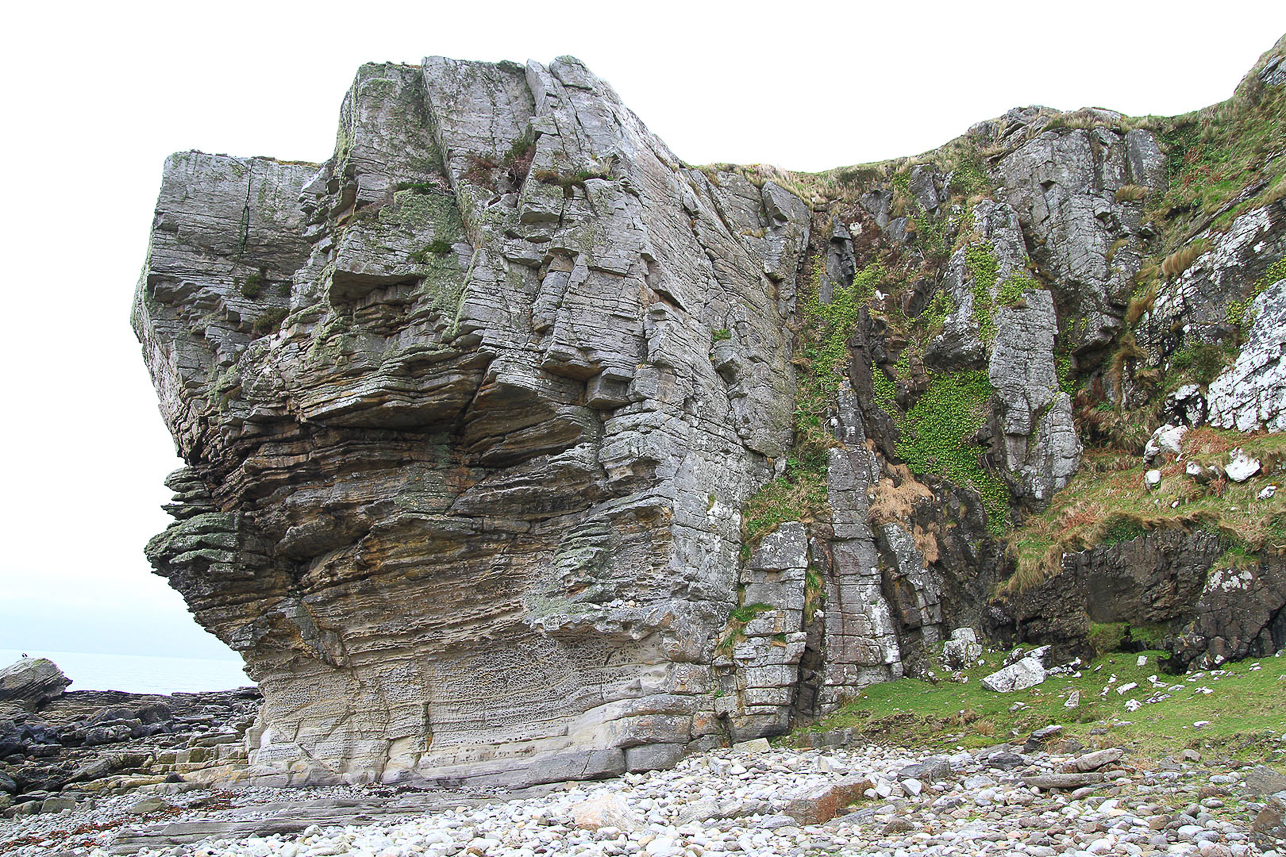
[894,369,1008,535]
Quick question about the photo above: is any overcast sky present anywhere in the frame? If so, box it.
[1,1,1282,662]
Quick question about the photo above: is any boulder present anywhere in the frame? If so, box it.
[40,796,77,814]
[1064,747,1124,772]
[1144,424,1187,463]
[782,776,874,824]
[1225,449,1262,483]
[898,757,952,783]
[982,656,1046,692]
[0,659,70,712]
[942,629,983,670]
[1022,772,1105,790]
[571,794,642,832]
[1253,795,1286,848]
[1245,765,1286,796]
[986,751,1026,771]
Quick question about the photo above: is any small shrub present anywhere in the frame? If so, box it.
[253,307,288,335]
[410,238,453,264]
[535,167,611,197]
[238,269,267,299]
[1168,343,1231,386]
[462,155,498,185]
[1098,513,1148,546]
[1089,622,1129,655]
[711,328,731,343]
[730,603,772,623]
[503,131,536,184]
[997,274,1039,307]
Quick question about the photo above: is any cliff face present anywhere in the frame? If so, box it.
[135,41,1286,787]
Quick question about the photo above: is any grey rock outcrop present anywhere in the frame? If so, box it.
[1207,277,1286,431]
[0,659,70,712]
[998,127,1159,358]
[1138,205,1286,356]
[925,198,1081,503]
[999,526,1286,670]
[133,46,1286,788]
[135,56,814,789]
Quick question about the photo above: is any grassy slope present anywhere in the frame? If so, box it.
[1004,428,1286,594]
[793,646,1286,766]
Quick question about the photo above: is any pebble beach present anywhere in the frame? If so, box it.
[4,738,1285,857]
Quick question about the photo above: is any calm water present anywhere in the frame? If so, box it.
[0,649,251,695]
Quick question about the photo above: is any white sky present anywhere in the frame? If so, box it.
[1,1,1282,661]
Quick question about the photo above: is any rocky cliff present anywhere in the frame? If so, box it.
[134,38,1286,787]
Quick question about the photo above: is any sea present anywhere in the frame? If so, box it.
[0,649,251,695]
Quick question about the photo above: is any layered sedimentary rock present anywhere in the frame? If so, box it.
[136,45,1286,786]
[136,58,815,787]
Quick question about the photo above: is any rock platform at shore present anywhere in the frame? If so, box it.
[2,738,1284,856]
[1,657,261,822]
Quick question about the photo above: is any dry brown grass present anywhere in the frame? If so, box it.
[867,465,934,526]
[1125,280,1158,325]
[1000,429,1286,597]
[1161,240,1208,279]
[1115,184,1151,202]
[1106,333,1149,401]
[1262,175,1286,207]
[1106,238,1130,264]
[913,523,941,565]
[1185,426,1240,457]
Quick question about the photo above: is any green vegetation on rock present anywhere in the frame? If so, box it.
[895,370,1008,534]
[742,262,886,546]
[965,244,999,342]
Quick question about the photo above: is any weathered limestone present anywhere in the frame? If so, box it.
[1207,278,1286,431]
[133,49,1285,788]
[136,57,812,788]
[998,127,1159,358]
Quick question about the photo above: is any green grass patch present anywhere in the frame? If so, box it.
[793,647,1286,764]
[1149,80,1286,254]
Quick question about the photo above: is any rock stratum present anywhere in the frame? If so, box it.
[134,40,1286,788]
